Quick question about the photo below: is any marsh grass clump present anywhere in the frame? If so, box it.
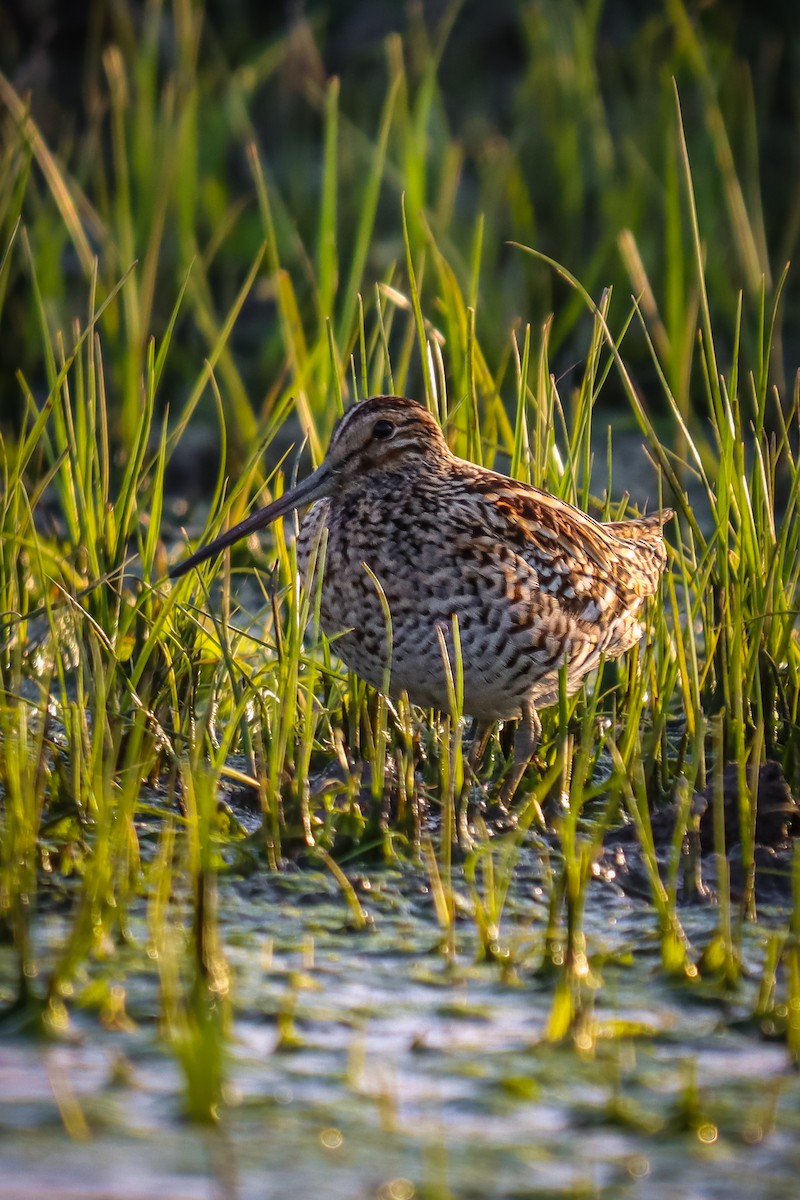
[0,1,799,1124]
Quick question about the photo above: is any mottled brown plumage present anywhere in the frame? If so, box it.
[172,396,672,806]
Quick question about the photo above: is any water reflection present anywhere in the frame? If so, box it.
[1,864,798,1199]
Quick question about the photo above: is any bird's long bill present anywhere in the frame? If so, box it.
[170,462,331,580]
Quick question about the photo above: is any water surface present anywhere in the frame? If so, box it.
[1,859,798,1199]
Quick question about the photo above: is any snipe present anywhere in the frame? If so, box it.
[172,396,672,806]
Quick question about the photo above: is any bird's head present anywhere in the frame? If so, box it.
[170,396,448,578]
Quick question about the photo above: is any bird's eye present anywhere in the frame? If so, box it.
[372,419,395,440]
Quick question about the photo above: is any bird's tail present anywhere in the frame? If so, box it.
[606,509,673,592]
[605,509,673,546]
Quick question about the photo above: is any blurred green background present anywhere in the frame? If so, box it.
[0,0,797,474]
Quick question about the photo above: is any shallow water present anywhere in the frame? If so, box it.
[1,858,799,1200]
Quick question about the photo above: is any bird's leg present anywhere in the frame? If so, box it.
[497,700,542,811]
[455,721,494,852]
[466,720,494,781]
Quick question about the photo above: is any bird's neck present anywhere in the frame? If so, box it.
[332,455,450,502]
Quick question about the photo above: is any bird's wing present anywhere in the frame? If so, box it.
[457,469,669,622]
